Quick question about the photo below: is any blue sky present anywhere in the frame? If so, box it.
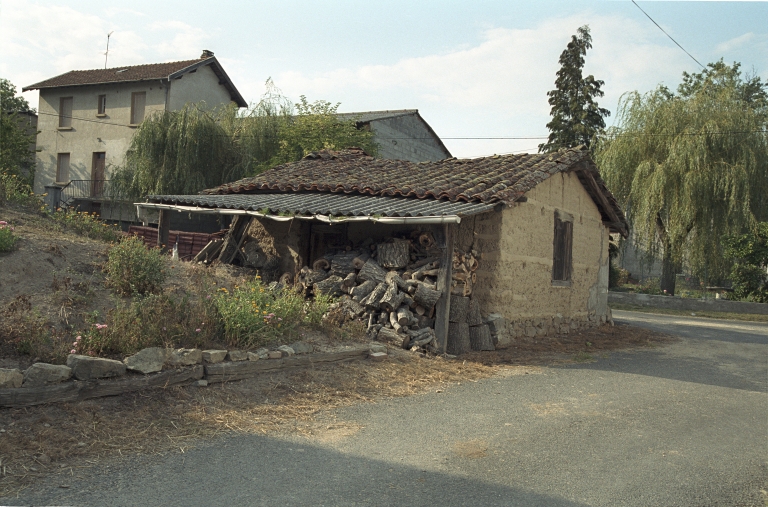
[2,1,766,157]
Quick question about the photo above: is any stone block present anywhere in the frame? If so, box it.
[289,342,314,354]
[124,347,166,374]
[23,363,72,387]
[369,343,387,354]
[67,355,126,381]
[369,352,388,362]
[247,352,260,361]
[167,348,203,366]
[196,379,209,387]
[0,368,23,389]
[202,350,227,363]
[255,348,270,359]
[267,351,283,360]
[277,345,295,357]
[525,326,537,338]
[485,313,507,336]
[226,350,249,362]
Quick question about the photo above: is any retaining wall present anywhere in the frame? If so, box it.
[608,291,768,315]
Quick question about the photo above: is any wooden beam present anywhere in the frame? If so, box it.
[157,209,171,251]
[579,169,622,226]
[433,223,456,354]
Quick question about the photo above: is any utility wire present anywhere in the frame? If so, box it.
[631,0,705,69]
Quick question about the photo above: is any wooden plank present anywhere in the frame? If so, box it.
[0,366,204,408]
[433,223,456,354]
[204,348,369,383]
[157,209,171,251]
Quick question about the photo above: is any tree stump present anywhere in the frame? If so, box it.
[469,324,494,351]
[377,241,410,269]
[447,322,471,355]
[467,299,482,326]
[449,295,470,323]
[357,259,387,284]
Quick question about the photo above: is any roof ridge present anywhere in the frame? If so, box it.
[64,58,204,74]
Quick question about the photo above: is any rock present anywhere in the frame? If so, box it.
[267,351,283,360]
[288,342,313,354]
[255,348,270,359]
[276,345,295,357]
[369,352,388,361]
[166,348,202,367]
[22,363,72,387]
[202,350,227,363]
[196,380,209,387]
[247,352,260,361]
[226,350,249,362]
[369,343,387,354]
[123,347,166,374]
[525,326,537,338]
[0,368,23,388]
[67,355,126,381]
[37,454,51,465]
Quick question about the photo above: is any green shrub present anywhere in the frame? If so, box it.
[723,223,768,303]
[0,295,70,364]
[48,209,121,242]
[0,172,39,208]
[105,236,167,296]
[0,220,16,252]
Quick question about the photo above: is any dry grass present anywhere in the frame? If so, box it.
[0,323,670,497]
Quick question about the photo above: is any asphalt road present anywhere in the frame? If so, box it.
[6,311,768,506]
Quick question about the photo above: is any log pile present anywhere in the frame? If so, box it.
[446,249,494,354]
[296,234,444,353]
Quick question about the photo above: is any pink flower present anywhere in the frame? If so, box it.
[70,349,76,354]
[162,327,166,331]
[72,342,78,346]
[195,328,201,332]
[76,335,81,341]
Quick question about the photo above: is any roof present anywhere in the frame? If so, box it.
[143,192,496,220]
[23,57,247,107]
[201,147,628,236]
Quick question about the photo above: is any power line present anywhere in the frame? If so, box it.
[631,0,705,69]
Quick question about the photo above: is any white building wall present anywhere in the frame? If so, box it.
[372,115,450,162]
[167,65,233,111]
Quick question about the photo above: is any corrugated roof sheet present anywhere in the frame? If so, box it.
[145,192,497,218]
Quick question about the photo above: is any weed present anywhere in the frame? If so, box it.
[105,236,167,296]
[0,220,16,252]
[0,172,39,208]
[46,209,121,242]
[573,351,594,362]
[0,295,70,363]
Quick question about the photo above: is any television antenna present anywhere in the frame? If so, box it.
[104,31,114,69]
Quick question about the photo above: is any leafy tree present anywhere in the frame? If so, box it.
[596,61,768,294]
[723,223,768,303]
[0,79,36,182]
[539,25,610,153]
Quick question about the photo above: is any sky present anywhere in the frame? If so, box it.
[1,0,766,158]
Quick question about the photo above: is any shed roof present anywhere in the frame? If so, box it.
[201,147,627,235]
[23,56,247,107]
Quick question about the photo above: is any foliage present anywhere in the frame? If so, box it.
[47,209,121,242]
[723,222,768,302]
[0,172,39,208]
[539,25,610,153]
[105,236,168,296]
[0,295,70,363]
[0,220,16,252]
[111,79,376,199]
[0,79,36,182]
[596,61,768,294]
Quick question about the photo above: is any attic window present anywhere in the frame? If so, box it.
[552,210,573,285]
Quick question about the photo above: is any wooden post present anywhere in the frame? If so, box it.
[433,223,455,354]
[157,209,171,251]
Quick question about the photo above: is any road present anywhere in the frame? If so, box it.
[7,311,768,506]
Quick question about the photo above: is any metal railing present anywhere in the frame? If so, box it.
[60,179,113,205]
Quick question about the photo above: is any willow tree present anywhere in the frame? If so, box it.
[596,61,768,294]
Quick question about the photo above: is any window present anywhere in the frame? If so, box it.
[97,95,106,115]
[130,92,146,125]
[552,210,573,284]
[59,97,73,128]
[56,153,70,182]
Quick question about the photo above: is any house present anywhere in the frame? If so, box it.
[22,50,246,200]
[336,110,451,162]
[136,146,628,353]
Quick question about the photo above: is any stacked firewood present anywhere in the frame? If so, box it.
[445,248,494,354]
[450,250,480,296]
[295,232,443,352]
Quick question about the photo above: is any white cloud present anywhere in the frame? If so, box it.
[148,21,211,61]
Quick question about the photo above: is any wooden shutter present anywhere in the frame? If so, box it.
[552,214,573,282]
[131,92,146,124]
[56,153,70,182]
[59,97,73,127]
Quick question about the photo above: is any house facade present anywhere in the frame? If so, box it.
[23,51,246,196]
[337,110,451,162]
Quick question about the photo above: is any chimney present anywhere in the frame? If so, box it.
[200,50,214,59]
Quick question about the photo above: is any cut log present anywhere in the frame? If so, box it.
[330,252,358,276]
[193,239,223,263]
[377,311,388,326]
[389,311,404,333]
[379,283,405,312]
[410,331,435,348]
[407,256,438,270]
[312,258,330,271]
[413,283,441,309]
[377,241,410,269]
[341,297,366,318]
[377,326,404,348]
[414,305,426,316]
[342,272,357,288]
[449,295,470,323]
[402,294,415,308]
[305,269,330,286]
[350,279,376,300]
[361,282,388,309]
[418,315,435,329]
[467,299,482,326]
[419,232,436,249]
[357,259,387,284]
[313,275,344,296]
[396,305,413,326]
[385,271,409,292]
[469,324,495,351]
[279,272,293,286]
[447,322,471,355]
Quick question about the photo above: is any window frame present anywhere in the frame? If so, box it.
[130,91,146,125]
[552,210,574,286]
[56,153,71,183]
[97,94,107,116]
[58,97,73,129]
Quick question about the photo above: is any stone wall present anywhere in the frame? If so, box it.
[608,291,768,315]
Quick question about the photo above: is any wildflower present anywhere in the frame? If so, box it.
[277,317,282,322]
[195,328,201,333]
[76,335,81,341]
[72,342,78,346]
[70,349,77,354]
[162,327,166,331]
[206,295,211,300]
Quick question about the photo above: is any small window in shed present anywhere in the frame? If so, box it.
[552,210,573,285]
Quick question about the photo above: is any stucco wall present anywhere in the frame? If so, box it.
[372,114,450,162]
[472,171,610,340]
[167,64,233,111]
[34,82,167,194]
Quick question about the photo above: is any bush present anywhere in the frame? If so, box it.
[723,223,768,303]
[48,209,121,242]
[0,172,38,208]
[105,236,167,296]
[0,220,16,252]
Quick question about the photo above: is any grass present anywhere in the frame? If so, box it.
[610,303,768,323]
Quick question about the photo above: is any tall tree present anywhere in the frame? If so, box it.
[595,61,768,294]
[0,79,36,182]
[539,25,610,153]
